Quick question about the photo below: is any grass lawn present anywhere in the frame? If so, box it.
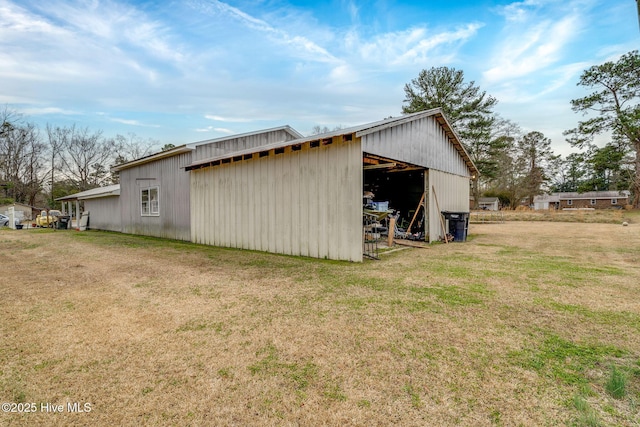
[1,215,639,426]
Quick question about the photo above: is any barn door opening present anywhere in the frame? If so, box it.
[363,153,427,254]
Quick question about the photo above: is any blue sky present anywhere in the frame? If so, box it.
[1,0,638,156]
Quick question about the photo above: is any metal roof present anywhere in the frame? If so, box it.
[557,191,630,200]
[111,145,192,173]
[534,191,630,202]
[187,125,303,147]
[56,184,120,201]
[110,125,303,173]
[185,109,479,176]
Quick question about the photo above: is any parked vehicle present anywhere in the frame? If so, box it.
[34,210,63,227]
[0,213,21,227]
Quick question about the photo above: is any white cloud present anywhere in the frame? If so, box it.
[484,17,576,83]
[0,2,151,87]
[204,115,252,123]
[0,1,66,36]
[537,62,590,96]
[345,0,359,22]
[195,126,234,133]
[18,0,186,67]
[190,0,339,64]
[110,117,161,127]
[123,20,185,64]
[393,24,483,65]
[328,64,358,85]
[111,118,143,126]
[20,107,79,116]
[353,23,482,67]
[483,5,582,84]
[498,0,543,23]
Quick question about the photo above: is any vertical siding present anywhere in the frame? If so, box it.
[193,129,299,162]
[428,170,470,242]
[191,139,363,262]
[361,116,470,177]
[119,152,191,240]
[84,197,121,232]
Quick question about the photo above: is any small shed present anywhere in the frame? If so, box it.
[533,194,560,210]
[0,202,39,221]
[477,197,499,211]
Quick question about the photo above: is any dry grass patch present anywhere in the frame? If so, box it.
[495,208,634,224]
[1,221,639,426]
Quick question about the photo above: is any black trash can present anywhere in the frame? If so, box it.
[441,211,469,242]
[56,216,70,229]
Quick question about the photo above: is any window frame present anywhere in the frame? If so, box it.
[567,199,573,206]
[140,186,160,217]
[590,199,596,206]
[611,198,617,205]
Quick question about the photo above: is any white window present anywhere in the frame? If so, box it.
[141,186,159,216]
[567,199,573,206]
[590,199,596,205]
[611,199,617,205]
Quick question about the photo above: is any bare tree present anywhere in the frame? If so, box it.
[310,125,343,135]
[113,132,159,165]
[0,107,45,205]
[46,123,69,206]
[55,125,117,191]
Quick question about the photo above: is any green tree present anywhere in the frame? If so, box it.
[402,66,499,206]
[565,50,640,207]
[463,115,494,206]
[402,67,498,132]
[549,153,586,193]
[50,179,80,209]
[487,130,555,208]
[402,67,498,126]
[517,131,556,205]
[466,116,519,208]
[482,117,520,181]
[578,142,631,192]
[491,146,529,209]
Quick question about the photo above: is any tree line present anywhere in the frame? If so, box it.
[0,107,163,208]
[402,50,640,209]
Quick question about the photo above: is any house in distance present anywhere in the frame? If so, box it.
[533,191,630,210]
